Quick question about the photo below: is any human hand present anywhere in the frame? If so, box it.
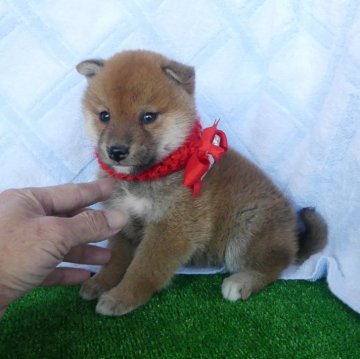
[0,178,126,315]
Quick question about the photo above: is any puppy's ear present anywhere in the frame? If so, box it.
[76,59,104,82]
[162,60,195,95]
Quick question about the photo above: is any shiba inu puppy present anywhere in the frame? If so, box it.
[76,50,327,316]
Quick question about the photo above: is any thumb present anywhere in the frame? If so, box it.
[65,209,128,245]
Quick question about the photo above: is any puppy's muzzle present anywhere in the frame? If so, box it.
[107,145,130,162]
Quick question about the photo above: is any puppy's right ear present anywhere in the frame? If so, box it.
[76,59,104,82]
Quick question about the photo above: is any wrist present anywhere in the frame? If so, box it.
[0,295,9,318]
[0,283,14,316]
[0,306,6,317]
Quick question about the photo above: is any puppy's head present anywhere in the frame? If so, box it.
[77,50,196,174]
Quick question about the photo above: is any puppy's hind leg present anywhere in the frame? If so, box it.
[222,228,297,301]
[221,270,278,301]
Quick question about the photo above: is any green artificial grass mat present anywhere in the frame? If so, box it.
[0,276,359,358]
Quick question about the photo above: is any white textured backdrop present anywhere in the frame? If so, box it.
[0,0,359,313]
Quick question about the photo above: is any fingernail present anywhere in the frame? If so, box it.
[104,210,128,230]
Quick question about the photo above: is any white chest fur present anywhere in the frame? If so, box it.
[103,177,176,222]
[116,190,152,217]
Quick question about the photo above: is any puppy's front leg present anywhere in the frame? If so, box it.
[96,221,194,316]
[80,233,132,300]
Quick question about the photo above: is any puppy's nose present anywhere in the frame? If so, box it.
[107,145,130,162]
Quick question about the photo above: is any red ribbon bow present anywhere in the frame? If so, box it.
[184,120,228,198]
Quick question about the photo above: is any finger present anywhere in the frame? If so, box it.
[42,268,91,286]
[68,207,89,217]
[47,208,128,246]
[63,244,111,265]
[30,178,115,215]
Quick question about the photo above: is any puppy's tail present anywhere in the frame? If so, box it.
[296,207,327,263]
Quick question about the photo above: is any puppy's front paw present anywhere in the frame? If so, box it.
[96,292,136,317]
[80,277,107,301]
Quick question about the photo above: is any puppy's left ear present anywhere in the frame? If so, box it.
[162,60,195,95]
[76,59,104,82]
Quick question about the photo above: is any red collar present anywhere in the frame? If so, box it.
[96,120,228,198]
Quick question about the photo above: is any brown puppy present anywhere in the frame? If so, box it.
[77,50,327,316]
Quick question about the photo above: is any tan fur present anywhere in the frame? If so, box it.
[77,50,327,316]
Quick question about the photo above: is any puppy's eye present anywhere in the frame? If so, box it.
[141,112,158,125]
[99,111,111,123]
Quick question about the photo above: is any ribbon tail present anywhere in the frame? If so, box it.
[192,181,203,199]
